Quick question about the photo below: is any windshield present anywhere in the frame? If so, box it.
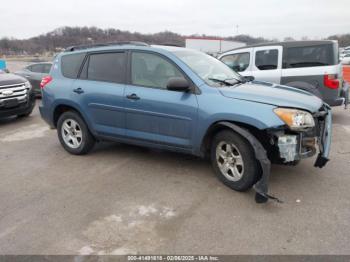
[172,50,243,87]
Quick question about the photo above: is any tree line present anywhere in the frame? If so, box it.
[0,26,349,55]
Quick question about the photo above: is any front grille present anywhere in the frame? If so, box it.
[0,83,28,107]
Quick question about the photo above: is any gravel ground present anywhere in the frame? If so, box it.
[0,101,350,255]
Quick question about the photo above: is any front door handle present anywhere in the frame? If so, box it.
[73,87,84,94]
[126,93,140,100]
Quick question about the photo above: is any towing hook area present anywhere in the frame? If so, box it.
[219,122,282,204]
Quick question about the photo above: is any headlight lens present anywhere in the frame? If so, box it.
[274,108,315,130]
[24,81,32,90]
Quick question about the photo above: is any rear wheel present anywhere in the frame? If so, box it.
[57,111,95,155]
[211,130,260,191]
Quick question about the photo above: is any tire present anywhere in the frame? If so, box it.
[57,111,95,155]
[211,130,260,192]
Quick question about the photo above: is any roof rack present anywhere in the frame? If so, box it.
[158,43,184,47]
[64,41,149,52]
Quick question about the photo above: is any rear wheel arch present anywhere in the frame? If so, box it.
[285,81,323,99]
[53,104,85,127]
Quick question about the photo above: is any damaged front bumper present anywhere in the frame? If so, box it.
[275,104,332,168]
[254,104,332,203]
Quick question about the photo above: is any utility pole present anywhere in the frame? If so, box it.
[235,25,239,35]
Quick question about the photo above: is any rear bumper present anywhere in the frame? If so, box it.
[327,97,345,107]
[326,82,349,107]
[39,105,55,128]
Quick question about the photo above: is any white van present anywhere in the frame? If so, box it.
[219,41,348,107]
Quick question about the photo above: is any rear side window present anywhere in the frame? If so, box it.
[43,64,52,74]
[84,52,125,83]
[30,64,45,73]
[221,52,250,72]
[283,44,335,68]
[255,49,278,70]
[61,53,86,79]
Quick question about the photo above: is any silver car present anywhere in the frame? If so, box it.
[15,62,52,96]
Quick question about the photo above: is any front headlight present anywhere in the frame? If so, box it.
[24,81,32,90]
[274,108,315,130]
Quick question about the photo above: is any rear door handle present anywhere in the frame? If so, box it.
[126,93,140,100]
[73,87,84,94]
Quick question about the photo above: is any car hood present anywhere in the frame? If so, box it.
[219,81,323,112]
[0,73,27,86]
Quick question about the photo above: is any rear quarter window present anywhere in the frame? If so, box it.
[283,44,336,68]
[61,53,86,79]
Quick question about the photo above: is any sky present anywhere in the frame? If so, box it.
[0,0,349,40]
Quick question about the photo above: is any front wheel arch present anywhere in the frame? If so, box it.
[200,121,269,158]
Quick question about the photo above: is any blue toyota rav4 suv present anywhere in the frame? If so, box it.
[40,42,332,203]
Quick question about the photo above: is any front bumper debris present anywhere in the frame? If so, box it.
[314,104,332,168]
[218,122,282,204]
[217,104,332,204]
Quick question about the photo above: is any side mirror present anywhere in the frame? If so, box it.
[167,77,190,92]
[244,76,255,82]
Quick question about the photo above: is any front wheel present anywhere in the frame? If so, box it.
[57,111,95,155]
[211,130,260,191]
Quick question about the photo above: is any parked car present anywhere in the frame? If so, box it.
[15,62,52,96]
[0,59,6,70]
[219,41,348,107]
[341,54,350,65]
[0,72,35,118]
[40,42,332,203]
[341,49,350,58]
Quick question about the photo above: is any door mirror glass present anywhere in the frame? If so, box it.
[167,77,190,91]
[243,76,255,82]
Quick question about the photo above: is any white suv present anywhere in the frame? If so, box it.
[219,40,348,107]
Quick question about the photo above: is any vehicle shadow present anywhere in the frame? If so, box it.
[88,140,311,208]
[0,115,33,127]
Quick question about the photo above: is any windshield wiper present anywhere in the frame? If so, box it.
[209,78,241,86]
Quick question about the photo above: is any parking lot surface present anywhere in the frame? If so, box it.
[0,102,350,255]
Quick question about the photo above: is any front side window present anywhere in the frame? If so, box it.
[221,52,250,72]
[255,49,278,70]
[87,52,125,83]
[131,52,184,89]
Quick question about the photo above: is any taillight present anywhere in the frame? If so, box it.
[40,75,52,89]
[324,74,339,89]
